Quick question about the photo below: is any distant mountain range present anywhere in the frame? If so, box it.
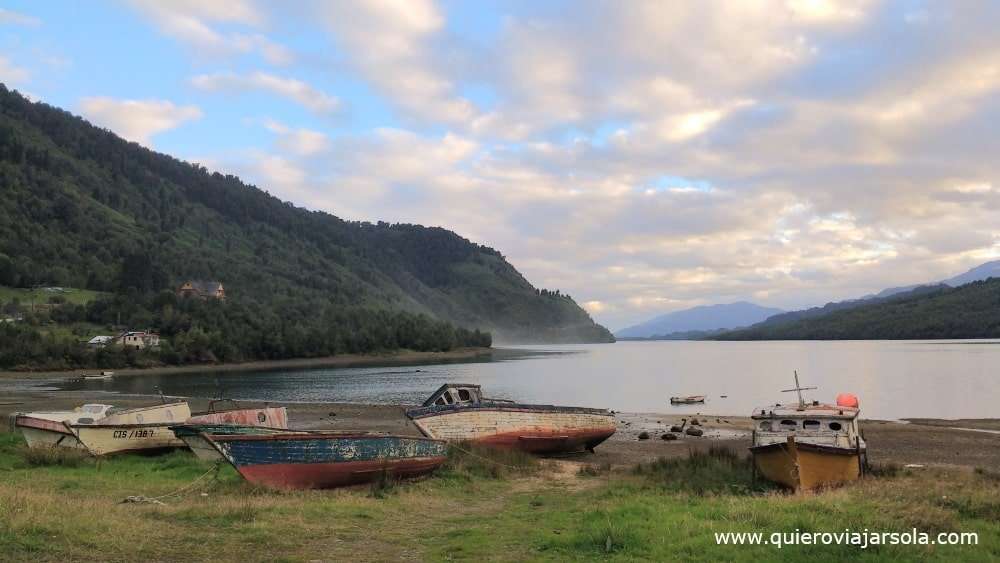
[616,301,783,338]
[875,260,1000,298]
[718,277,1000,340]
[618,260,1000,341]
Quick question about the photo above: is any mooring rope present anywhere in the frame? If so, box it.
[121,463,221,505]
[450,444,524,469]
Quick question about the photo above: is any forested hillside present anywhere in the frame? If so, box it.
[0,86,611,368]
[717,278,1000,340]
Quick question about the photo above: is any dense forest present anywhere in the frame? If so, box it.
[0,85,612,368]
[716,278,1000,340]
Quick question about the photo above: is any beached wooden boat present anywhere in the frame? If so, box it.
[206,431,448,489]
[750,373,866,491]
[187,403,288,428]
[172,404,290,460]
[405,384,616,454]
[14,404,114,450]
[669,395,706,404]
[67,402,192,456]
[169,423,302,461]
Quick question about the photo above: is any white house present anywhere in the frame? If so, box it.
[117,331,160,350]
[87,335,114,349]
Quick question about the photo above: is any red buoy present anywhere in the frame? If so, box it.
[836,393,859,408]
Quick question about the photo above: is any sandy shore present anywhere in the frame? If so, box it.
[3,385,998,470]
[0,347,497,380]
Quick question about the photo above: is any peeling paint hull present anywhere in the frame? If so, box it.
[208,432,448,490]
[407,406,616,454]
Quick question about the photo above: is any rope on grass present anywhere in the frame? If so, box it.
[120,462,221,505]
[450,444,523,470]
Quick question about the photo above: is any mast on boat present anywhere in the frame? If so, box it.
[781,370,817,409]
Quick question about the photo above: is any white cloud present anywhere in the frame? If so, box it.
[319,0,477,124]
[126,0,292,64]
[191,72,339,114]
[79,97,202,146]
[262,120,330,156]
[0,8,41,26]
[0,56,29,86]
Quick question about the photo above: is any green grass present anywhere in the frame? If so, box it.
[0,286,105,307]
[0,432,998,561]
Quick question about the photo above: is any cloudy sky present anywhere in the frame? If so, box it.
[3,1,999,330]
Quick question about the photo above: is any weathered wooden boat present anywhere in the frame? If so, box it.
[170,421,300,461]
[750,372,866,491]
[669,395,706,405]
[187,402,289,428]
[172,403,290,460]
[206,431,448,489]
[405,384,616,454]
[66,402,192,456]
[14,404,114,449]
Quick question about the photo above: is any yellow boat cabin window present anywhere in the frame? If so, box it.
[802,419,820,429]
[828,421,842,431]
[779,419,798,429]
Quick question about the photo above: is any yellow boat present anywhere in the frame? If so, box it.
[750,373,866,491]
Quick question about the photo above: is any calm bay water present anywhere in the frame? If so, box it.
[62,340,1000,420]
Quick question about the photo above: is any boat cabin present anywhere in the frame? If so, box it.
[421,383,484,407]
[751,403,863,449]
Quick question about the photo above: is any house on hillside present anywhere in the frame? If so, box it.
[87,335,113,349]
[116,331,160,350]
[178,280,226,300]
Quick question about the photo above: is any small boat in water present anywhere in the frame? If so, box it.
[81,371,114,380]
[750,372,866,491]
[669,395,706,405]
[405,383,616,454]
[206,431,448,489]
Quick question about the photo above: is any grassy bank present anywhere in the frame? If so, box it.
[1,433,998,562]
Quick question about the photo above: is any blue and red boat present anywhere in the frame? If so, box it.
[205,431,448,490]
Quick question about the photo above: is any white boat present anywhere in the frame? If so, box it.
[17,402,192,456]
[81,373,113,380]
[14,404,114,450]
[67,402,192,455]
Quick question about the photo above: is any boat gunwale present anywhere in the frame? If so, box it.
[188,405,288,417]
[406,402,613,419]
[749,440,863,456]
[206,432,447,444]
[69,421,186,430]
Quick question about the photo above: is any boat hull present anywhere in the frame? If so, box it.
[187,407,288,429]
[407,405,616,454]
[209,433,448,490]
[15,417,86,450]
[71,423,188,456]
[751,438,862,491]
[171,424,303,461]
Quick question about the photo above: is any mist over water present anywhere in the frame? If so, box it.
[61,341,1000,420]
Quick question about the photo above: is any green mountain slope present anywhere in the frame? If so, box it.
[0,85,612,345]
[716,278,1000,340]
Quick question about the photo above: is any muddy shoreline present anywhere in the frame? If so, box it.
[3,384,998,470]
